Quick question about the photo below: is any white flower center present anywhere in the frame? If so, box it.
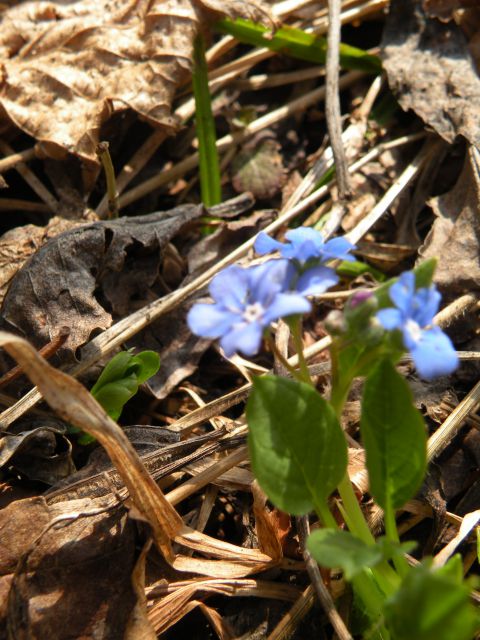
[405,318,422,344]
[243,302,264,323]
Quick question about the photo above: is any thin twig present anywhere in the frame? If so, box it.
[326,0,351,199]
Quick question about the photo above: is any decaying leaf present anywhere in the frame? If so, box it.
[382,0,480,148]
[419,146,480,295]
[0,418,75,485]
[0,495,137,639]
[232,137,287,200]
[0,204,204,358]
[0,0,272,162]
[0,216,81,307]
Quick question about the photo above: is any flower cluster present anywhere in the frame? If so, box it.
[188,227,355,357]
[188,226,459,381]
[376,271,458,380]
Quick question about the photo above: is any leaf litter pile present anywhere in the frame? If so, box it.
[0,0,480,637]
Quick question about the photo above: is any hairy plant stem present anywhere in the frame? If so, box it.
[290,317,314,386]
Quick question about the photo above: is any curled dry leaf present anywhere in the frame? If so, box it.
[382,0,480,148]
[0,204,204,358]
[0,418,75,485]
[0,0,272,162]
[0,331,277,578]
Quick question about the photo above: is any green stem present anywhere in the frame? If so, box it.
[314,500,338,530]
[384,502,410,578]
[265,334,298,378]
[351,572,390,639]
[337,473,375,545]
[290,316,313,386]
[192,33,221,206]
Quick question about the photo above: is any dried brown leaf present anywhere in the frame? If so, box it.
[382,0,480,147]
[0,0,272,162]
[0,418,75,485]
[125,540,157,640]
[419,146,480,295]
[1,205,204,358]
[0,495,137,639]
[0,216,80,307]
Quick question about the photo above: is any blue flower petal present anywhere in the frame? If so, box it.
[322,237,357,262]
[264,292,311,323]
[220,322,264,357]
[296,265,339,296]
[209,265,248,311]
[389,272,416,315]
[254,232,284,255]
[414,286,441,327]
[249,260,288,305]
[376,308,404,330]
[409,327,459,380]
[285,227,324,248]
[187,304,238,338]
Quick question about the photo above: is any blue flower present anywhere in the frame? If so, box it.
[254,227,356,295]
[187,260,311,357]
[376,271,458,380]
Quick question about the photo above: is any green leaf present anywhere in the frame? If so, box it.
[92,376,139,421]
[384,559,479,640]
[308,530,415,581]
[307,529,384,580]
[90,350,134,395]
[247,376,347,515]
[90,350,160,423]
[216,19,381,73]
[361,358,426,510]
[128,351,161,384]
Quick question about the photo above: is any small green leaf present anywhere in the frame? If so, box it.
[308,530,415,581]
[307,529,384,580]
[384,558,479,640]
[92,376,139,421]
[247,376,347,515]
[361,359,426,510]
[128,351,161,384]
[90,350,133,395]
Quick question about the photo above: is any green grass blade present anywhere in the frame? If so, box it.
[216,19,382,73]
[192,33,222,206]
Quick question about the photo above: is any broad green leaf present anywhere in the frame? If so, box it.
[92,376,139,421]
[90,350,133,395]
[247,376,347,515]
[128,351,160,384]
[384,559,479,640]
[361,359,426,510]
[307,529,384,580]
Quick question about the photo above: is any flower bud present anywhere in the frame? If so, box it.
[324,309,348,336]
